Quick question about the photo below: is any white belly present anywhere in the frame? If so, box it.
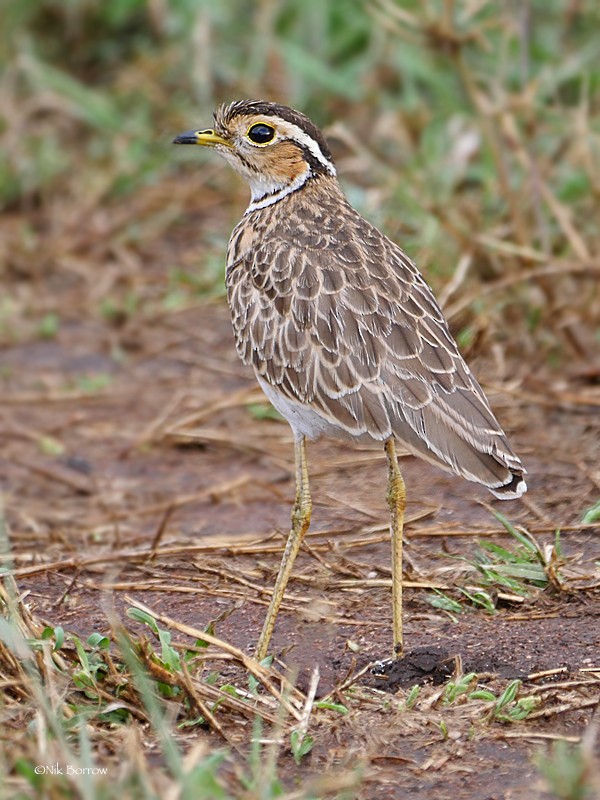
[257,377,349,442]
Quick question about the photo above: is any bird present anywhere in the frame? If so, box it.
[173,100,527,662]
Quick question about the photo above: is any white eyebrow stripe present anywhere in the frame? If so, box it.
[275,121,336,176]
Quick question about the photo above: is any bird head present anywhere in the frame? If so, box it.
[173,100,336,209]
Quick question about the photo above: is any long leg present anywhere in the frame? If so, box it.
[255,435,312,661]
[385,438,406,657]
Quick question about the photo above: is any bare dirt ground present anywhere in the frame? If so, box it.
[1,241,599,797]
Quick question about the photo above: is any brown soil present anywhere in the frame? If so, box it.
[2,293,599,798]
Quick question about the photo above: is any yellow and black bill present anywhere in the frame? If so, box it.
[172,129,230,147]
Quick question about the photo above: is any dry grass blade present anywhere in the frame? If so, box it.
[493,731,582,743]
[526,698,600,721]
[444,261,600,321]
[124,595,305,719]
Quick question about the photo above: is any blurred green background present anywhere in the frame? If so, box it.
[1,0,599,367]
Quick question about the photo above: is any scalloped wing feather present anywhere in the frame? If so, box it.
[226,179,526,498]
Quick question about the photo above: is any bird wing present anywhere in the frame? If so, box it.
[226,209,526,496]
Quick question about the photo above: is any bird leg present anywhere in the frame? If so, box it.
[255,435,312,661]
[385,438,406,658]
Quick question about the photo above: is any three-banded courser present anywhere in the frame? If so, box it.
[174,101,527,661]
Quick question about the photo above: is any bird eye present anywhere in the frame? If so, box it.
[247,123,276,145]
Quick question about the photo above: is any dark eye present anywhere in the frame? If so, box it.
[247,123,276,144]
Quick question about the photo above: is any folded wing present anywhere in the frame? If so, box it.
[227,211,526,499]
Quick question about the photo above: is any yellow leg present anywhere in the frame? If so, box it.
[385,438,406,658]
[255,435,312,661]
